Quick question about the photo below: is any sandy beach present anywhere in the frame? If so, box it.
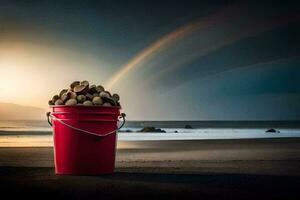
[0,138,300,199]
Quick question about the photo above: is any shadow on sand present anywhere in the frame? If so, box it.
[0,167,299,199]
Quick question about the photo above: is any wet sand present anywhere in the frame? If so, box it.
[0,138,300,199]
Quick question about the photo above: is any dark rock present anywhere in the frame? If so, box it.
[76,95,86,103]
[80,80,89,87]
[93,93,99,97]
[54,99,64,105]
[88,85,98,94]
[52,95,60,103]
[74,84,89,95]
[139,127,166,133]
[266,128,280,133]
[119,129,133,133]
[48,100,54,105]
[102,96,116,106]
[83,100,93,106]
[60,93,69,102]
[85,93,94,100]
[59,89,68,98]
[112,93,120,102]
[184,124,193,129]
[65,98,77,106]
[102,102,112,106]
[92,96,103,105]
[174,130,178,133]
[96,85,105,93]
[100,91,110,98]
[67,91,77,99]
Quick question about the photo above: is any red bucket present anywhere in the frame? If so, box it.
[47,105,125,175]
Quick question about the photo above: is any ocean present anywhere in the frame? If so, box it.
[0,120,300,147]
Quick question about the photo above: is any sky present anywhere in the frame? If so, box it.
[0,0,299,120]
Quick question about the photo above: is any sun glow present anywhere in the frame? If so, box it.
[0,44,42,106]
[0,40,108,109]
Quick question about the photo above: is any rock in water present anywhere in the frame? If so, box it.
[83,100,93,106]
[55,99,64,105]
[184,124,193,129]
[139,127,166,133]
[266,128,280,133]
[65,98,77,105]
[92,96,103,105]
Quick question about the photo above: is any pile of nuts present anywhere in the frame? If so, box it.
[48,81,120,106]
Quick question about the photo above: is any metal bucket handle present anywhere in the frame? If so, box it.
[46,112,126,137]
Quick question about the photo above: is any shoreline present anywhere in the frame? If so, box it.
[1,138,299,199]
[0,138,299,175]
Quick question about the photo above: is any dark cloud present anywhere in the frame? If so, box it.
[148,23,300,91]
[1,0,299,119]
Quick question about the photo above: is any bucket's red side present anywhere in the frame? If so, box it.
[51,106,120,175]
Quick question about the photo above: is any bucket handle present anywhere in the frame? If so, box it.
[46,112,126,137]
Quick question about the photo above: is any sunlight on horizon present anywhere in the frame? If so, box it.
[0,40,111,109]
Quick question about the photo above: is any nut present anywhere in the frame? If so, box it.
[85,93,94,100]
[50,80,120,107]
[55,99,64,105]
[83,100,93,106]
[48,100,54,105]
[67,91,77,99]
[92,96,103,105]
[93,93,99,97]
[112,93,120,102]
[76,95,86,103]
[88,85,97,94]
[96,85,105,93]
[65,98,77,106]
[102,102,112,107]
[99,91,110,98]
[52,95,60,103]
[59,89,68,97]
[70,81,80,90]
[74,84,89,95]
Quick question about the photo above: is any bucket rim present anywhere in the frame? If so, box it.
[51,111,120,115]
[52,118,119,122]
[50,105,121,109]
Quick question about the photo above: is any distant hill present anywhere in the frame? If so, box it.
[0,102,45,120]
